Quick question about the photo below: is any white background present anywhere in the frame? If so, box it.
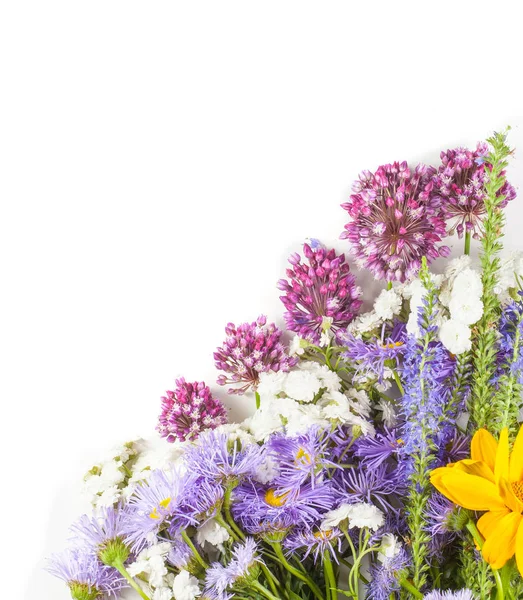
[1,2,523,598]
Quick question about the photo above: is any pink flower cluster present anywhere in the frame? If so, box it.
[277,241,362,342]
[340,162,450,282]
[215,315,297,395]
[433,143,516,239]
[157,378,227,442]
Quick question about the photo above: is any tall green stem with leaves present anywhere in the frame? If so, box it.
[469,129,514,432]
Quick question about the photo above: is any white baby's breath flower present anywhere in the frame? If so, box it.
[289,335,308,356]
[451,267,483,299]
[377,399,398,429]
[282,370,322,402]
[374,288,403,321]
[94,485,121,508]
[196,518,230,548]
[321,502,384,532]
[128,543,172,589]
[254,455,280,484]
[378,534,402,563]
[448,295,483,326]
[215,423,256,447]
[172,570,201,600]
[153,588,173,600]
[299,361,342,393]
[439,319,472,355]
[346,311,382,337]
[257,371,287,398]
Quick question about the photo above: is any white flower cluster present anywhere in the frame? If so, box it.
[346,288,404,338]
[495,251,523,305]
[247,362,374,441]
[321,501,385,532]
[438,257,483,355]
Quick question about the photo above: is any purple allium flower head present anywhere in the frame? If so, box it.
[214,315,298,395]
[184,429,263,485]
[267,426,334,491]
[423,590,474,600]
[284,527,343,563]
[232,479,335,536]
[277,241,362,342]
[157,378,227,443]
[433,143,516,240]
[366,547,411,600]
[332,462,405,514]
[341,161,450,282]
[124,467,189,551]
[47,548,126,599]
[354,428,404,469]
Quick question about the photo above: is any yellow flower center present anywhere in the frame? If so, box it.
[512,481,523,502]
[314,529,333,540]
[382,341,404,349]
[149,497,172,519]
[295,447,312,465]
[265,488,290,507]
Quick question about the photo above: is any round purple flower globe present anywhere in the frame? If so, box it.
[157,378,227,442]
[214,315,298,395]
[277,241,362,343]
[433,142,516,240]
[341,161,450,282]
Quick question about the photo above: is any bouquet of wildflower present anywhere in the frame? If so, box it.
[49,130,523,600]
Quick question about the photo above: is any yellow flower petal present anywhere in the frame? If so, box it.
[471,429,498,472]
[451,459,496,483]
[478,509,511,540]
[495,428,510,484]
[430,470,506,511]
[482,511,521,570]
[516,518,523,577]
[510,426,523,483]
[498,477,523,514]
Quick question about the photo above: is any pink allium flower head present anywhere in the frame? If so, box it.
[157,378,227,442]
[277,240,362,342]
[214,315,298,395]
[340,162,450,282]
[433,142,516,239]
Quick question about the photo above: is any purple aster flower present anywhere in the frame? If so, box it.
[184,430,264,485]
[436,428,470,467]
[332,462,405,514]
[70,507,128,560]
[277,241,362,342]
[433,142,516,239]
[425,492,463,559]
[232,479,335,537]
[366,547,411,600]
[284,527,343,563]
[339,327,405,383]
[214,315,298,395]
[423,590,474,600]
[354,428,404,469]
[267,427,334,491]
[493,294,523,386]
[181,475,225,523]
[47,548,126,599]
[204,538,262,599]
[341,161,450,282]
[167,537,193,570]
[157,378,227,443]
[124,467,189,551]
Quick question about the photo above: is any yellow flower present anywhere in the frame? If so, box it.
[431,427,523,575]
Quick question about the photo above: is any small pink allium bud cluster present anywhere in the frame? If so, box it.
[277,241,362,343]
[214,315,298,395]
[157,378,227,442]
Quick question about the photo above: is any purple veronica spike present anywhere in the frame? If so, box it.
[157,378,227,443]
[124,467,189,551]
[232,479,335,536]
[341,161,450,282]
[284,527,343,563]
[214,315,298,395]
[47,548,126,599]
[184,429,264,485]
[277,242,362,342]
[433,143,516,239]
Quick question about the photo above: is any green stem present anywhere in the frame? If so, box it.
[260,563,281,598]
[324,551,337,600]
[392,369,404,396]
[466,520,504,600]
[251,580,282,600]
[272,542,324,600]
[398,578,423,599]
[224,486,246,540]
[387,281,393,290]
[464,230,471,255]
[112,560,151,600]
[255,391,261,410]
[181,530,208,569]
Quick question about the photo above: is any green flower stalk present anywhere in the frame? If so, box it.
[469,129,515,432]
